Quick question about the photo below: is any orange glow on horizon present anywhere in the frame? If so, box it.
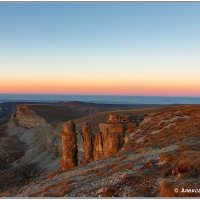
[1,80,200,97]
[1,72,200,97]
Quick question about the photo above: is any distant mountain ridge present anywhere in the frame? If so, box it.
[1,94,200,104]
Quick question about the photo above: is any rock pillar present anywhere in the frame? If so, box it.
[81,122,94,163]
[60,120,78,171]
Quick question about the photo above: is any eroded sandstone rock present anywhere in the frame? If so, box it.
[93,132,104,161]
[93,114,137,161]
[94,123,125,160]
[81,122,93,163]
[60,120,78,171]
[60,114,137,166]
[126,122,137,133]
[108,114,119,124]
[14,105,46,128]
[94,114,125,161]
[119,114,132,123]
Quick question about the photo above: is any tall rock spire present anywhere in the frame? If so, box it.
[81,122,94,163]
[60,120,78,171]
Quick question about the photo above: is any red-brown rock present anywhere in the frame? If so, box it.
[119,114,132,123]
[60,120,78,171]
[108,114,119,124]
[93,132,104,161]
[81,122,93,163]
[93,114,137,161]
[14,105,46,128]
[93,122,125,161]
[126,122,137,133]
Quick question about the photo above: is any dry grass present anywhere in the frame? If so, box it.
[92,166,109,177]
[159,180,177,197]
[158,148,200,197]
[117,155,128,161]
[172,160,192,176]
[46,171,61,179]
[125,106,200,160]
[123,163,134,170]
[159,153,174,165]
[37,179,75,197]
[121,173,157,197]
[0,163,41,194]
[98,186,119,197]
[0,191,12,197]
[159,180,200,197]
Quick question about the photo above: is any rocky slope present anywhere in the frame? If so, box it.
[7,105,61,172]
[0,102,157,196]
[0,104,62,196]
[2,105,200,197]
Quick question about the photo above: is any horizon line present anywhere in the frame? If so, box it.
[1,92,200,99]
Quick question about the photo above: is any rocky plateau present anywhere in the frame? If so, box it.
[0,103,200,197]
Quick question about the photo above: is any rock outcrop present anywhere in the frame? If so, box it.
[14,105,46,128]
[108,114,119,124]
[93,114,136,160]
[93,114,136,161]
[60,120,78,171]
[81,123,93,163]
[94,122,125,161]
[60,114,137,168]
[7,105,200,198]
[126,122,137,133]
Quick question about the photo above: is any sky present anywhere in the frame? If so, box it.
[0,2,200,97]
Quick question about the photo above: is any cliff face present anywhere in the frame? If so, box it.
[14,105,47,129]
[60,114,137,167]
[93,114,136,161]
[93,123,125,160]
[6,104,62,176]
